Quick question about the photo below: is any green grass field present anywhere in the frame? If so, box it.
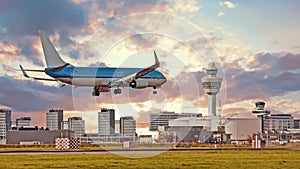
[0,150,299,169]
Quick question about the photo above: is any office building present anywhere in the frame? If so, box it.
[68,117,85,138]
[63,121,69,130]
[0,109,11,143]
[264,114,294,131]
[46,109,63,130]
[149,112,202,131]
[294,119,300,129]
[115,120,120,134]
[201,62,222,116]
[120,116,136,137]
[98,108,115,136]
[16,117,33,127]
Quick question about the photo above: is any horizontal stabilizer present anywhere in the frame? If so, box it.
[19,65,30,78]
[19,65,57,81]
[15,67,45,72]
[32,77,57,81]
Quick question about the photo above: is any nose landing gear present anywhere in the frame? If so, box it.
[92,87,100,96]
[153,86,157,94]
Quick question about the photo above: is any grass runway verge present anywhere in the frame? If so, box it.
[0,150,299,169]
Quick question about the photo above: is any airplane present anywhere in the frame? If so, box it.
[19,30,167,96]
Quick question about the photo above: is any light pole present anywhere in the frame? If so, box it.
[265,130,268,147]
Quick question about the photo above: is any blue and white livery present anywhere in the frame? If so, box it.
[19,30,167,96]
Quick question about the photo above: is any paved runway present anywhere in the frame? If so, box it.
[0,149,168,157]
[0,148,299,155]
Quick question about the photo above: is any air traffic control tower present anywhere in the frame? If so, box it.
[252,102,270,133]
[201,63,222,116]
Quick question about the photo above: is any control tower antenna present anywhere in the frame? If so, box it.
[201,62,223,116]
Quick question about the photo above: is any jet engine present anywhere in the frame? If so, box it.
[129,79,149,89]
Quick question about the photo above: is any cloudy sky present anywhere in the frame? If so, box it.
[0,0,299,132]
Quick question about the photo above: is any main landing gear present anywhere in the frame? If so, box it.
[91,87,122,96]
[92,86,158,96]
[92,87,100,96]
[114,88,122,95]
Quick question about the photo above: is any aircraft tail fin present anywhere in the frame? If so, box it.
[39,30,67,67]
[153,51,160,67]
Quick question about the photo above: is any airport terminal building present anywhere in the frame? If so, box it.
[165,114,261,143]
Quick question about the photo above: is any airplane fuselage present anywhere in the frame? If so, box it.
[20,30,167,96]
[45,66,166,88]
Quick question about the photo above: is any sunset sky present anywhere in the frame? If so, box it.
[0,0,299,132]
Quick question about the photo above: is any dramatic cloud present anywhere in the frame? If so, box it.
[1,0,300,129]
[278,53,300,70]
[248,52,300,73]
[95,0,165,16]
[0,41,22,70]
[0,77,71,112]
[173,0,201,13]
[0,0,87,70]
[224,52,300,105]
[0,76,105,113]
[0,0,86,35]
[223,1,236,8]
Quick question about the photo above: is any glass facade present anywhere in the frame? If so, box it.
[68,117,85,138]
[0,109,11,141]
[202,82,221,89]
[98,109,115,136]
[120,116,136,137]
[46,109,63,130]
[264,114,294,131]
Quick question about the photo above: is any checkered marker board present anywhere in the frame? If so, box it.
[55,138,80,149]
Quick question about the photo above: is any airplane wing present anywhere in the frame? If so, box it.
[19,65,57,81]
[108,51,160,88]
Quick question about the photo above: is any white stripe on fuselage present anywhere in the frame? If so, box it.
[56,77,166,87]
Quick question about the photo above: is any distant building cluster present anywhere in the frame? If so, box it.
[0,108,138,144]
[152,102,300,144]
[0,101,300,145]
[0,62,300,145]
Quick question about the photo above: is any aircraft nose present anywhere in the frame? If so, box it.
[162,74,167,84]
